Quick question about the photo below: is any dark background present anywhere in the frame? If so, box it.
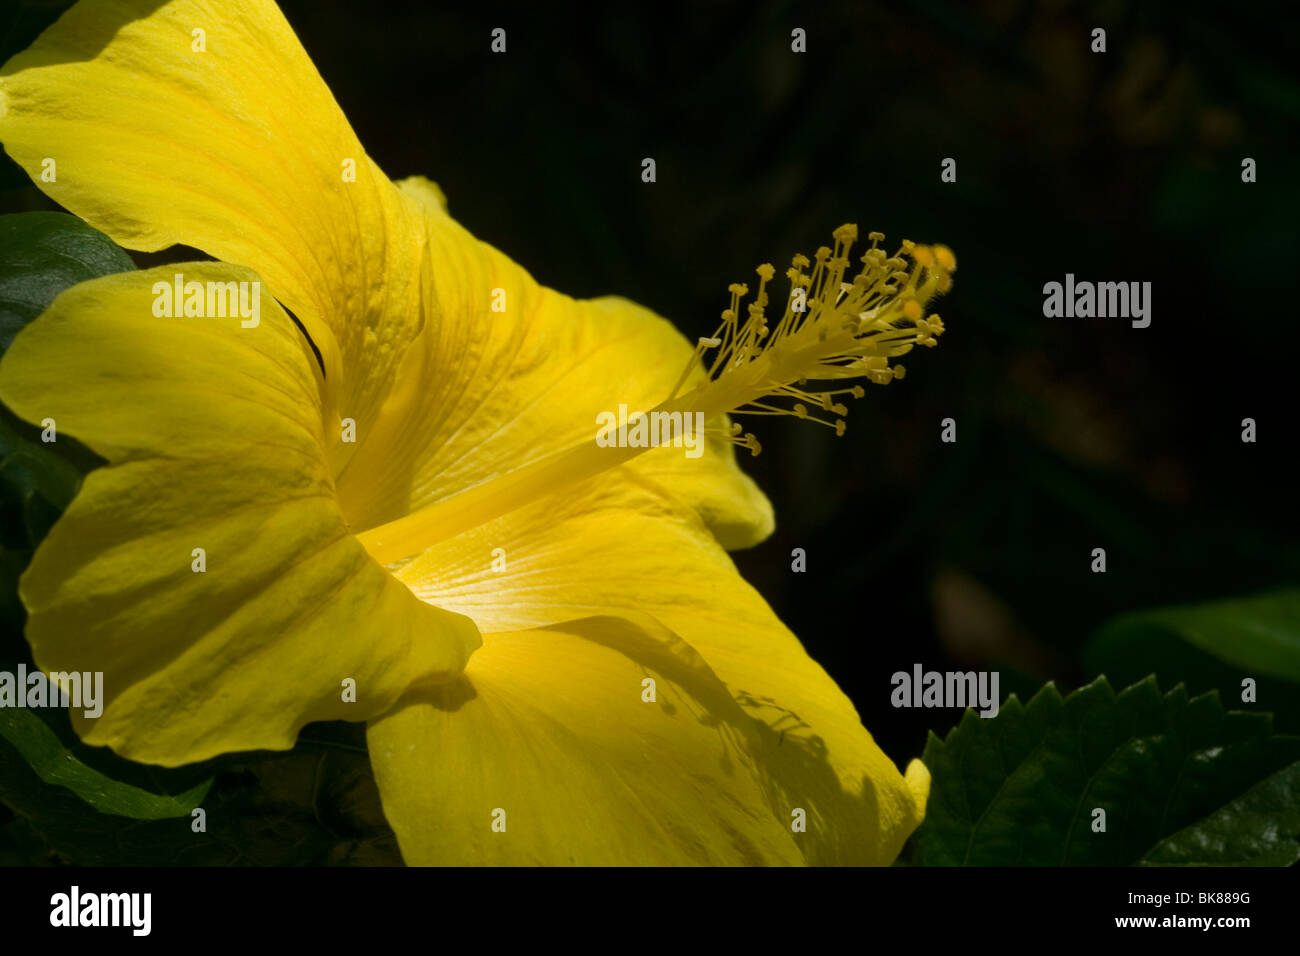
[3,0,1297,772]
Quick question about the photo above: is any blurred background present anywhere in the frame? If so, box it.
[2,0,1297,778]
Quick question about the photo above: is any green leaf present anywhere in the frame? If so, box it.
[910,676,1300,865]
[1083,590,1300,733]
[0,707,209,819]
[0,212,124,540]
[0,211,135,349]
[0,212,122,653]
[0,720,401,865]
[0,411,81,518]
[1143,761,1300,866]
[1087,589,1300,683]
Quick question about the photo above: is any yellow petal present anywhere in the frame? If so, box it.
[0,264,480,766]
[334,174,773,547]
[634,436,774,550]
[392,471,925,864]
[0,2,773,547]
[368,614,804,866]
[0,0,426,452]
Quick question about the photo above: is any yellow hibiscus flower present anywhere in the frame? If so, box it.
[0,0,951,864]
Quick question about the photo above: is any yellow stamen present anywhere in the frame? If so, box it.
[358,224,954,564]
[661,224,953,453]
